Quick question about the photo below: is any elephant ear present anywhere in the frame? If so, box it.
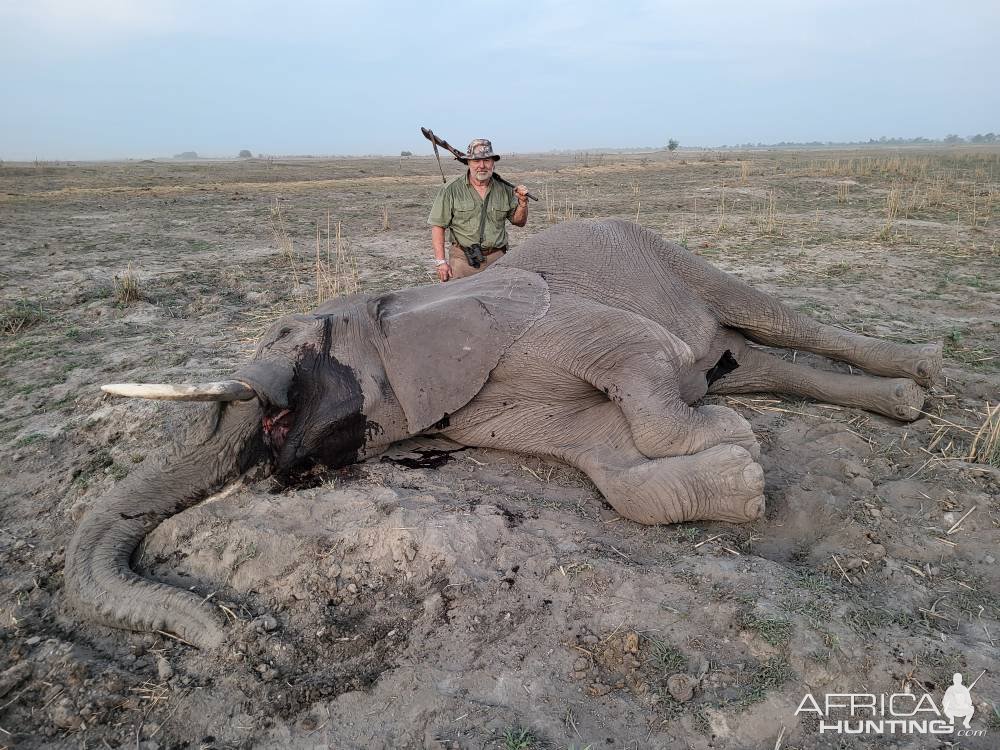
[368,267,549,434]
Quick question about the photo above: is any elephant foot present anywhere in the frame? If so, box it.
[632,403,760,460]
[881,378,927,421]
[890,342,942,388]
[693,404,761,460]
[912,342,943,388]
[596,444,765,525]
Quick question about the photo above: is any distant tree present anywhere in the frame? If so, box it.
[173,151,199,159]
[667,139,679,152]
[944,134,964,144]
[238,149,252,158]
[400,150,413,157]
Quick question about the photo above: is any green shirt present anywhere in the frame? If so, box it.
[427,172,519,249]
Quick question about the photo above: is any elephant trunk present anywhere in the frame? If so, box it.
[64,399,267,649]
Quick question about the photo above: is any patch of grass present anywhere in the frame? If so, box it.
[968,402,1000,467]
[919,647,967,691]
[943,328,996,371]
[737,610,793,647]
[113,263,142,305]
[1,298,47,335]
[844,606,895,638]
[15,433,46,448]
[791,569,837,595]
[502,726,540,750]
[692,708,712,735]
[781,596,834,626]
[72,447,115,489]
[736,657,795,709]
[925,400,1000,467]
[985,703,1000,731]
[645,638,687,674]
[108,462,130,481]
[807,649,830,664]
[674,525,700,543]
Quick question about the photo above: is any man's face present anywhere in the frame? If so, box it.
[469,157,495,183]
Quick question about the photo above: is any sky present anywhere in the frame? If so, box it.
[1,0,997,160]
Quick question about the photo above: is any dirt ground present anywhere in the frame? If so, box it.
[1,147,997,750]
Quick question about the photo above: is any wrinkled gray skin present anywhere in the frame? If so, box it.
[65,220,942,648]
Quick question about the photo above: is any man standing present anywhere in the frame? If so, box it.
[428,138,530,282]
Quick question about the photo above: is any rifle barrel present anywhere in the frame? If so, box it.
[421,126,538,201]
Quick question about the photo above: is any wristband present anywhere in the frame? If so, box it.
[434,259,448,267]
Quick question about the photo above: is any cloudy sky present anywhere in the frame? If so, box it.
[1,0,997,160]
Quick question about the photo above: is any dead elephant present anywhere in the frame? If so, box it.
[66,219,942,648]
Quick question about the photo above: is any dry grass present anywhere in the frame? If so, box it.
[924,402,1000,468]
[269,200,360,310]
[876,185,902,241]
[751,190,777,234]
[0,299,45,335]
[112,263,142,304]
[717,181,728,232]
[806,155,933,180]
[799,150,998,240]
[543,183,576,223]
[314,214,360,306]
[270,199,301,290]
[968,403,1000,467]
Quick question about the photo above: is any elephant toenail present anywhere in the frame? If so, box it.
[744,496,765,520]
[742,463,763,488]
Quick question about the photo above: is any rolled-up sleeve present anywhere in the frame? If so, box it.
[428,186,452,227]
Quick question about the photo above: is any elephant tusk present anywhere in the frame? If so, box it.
[101,380,257,401]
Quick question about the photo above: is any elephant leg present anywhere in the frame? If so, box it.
[707,289,941,387]
[581,439,766,525]
[525,294,758,459]
[446,395,764,525]
[640,229,943,387]
[707,334,927,421]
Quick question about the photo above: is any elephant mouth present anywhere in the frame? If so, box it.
[263,407,295,453]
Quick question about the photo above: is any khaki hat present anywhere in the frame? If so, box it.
[460,138,500,163]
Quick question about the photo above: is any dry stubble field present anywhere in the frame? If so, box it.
[0,147,998,749]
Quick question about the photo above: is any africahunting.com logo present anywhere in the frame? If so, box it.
[796,670,988,737]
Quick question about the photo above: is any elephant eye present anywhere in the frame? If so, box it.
[274,327,292,341]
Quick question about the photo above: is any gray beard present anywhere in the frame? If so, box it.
[474,170,491,181]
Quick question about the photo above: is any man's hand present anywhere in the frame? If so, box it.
[436,261,452,282]
[511,185,530,227]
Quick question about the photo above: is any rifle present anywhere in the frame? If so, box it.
[421,127,538,201]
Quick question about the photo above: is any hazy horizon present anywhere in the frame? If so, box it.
[2,0,997,162]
